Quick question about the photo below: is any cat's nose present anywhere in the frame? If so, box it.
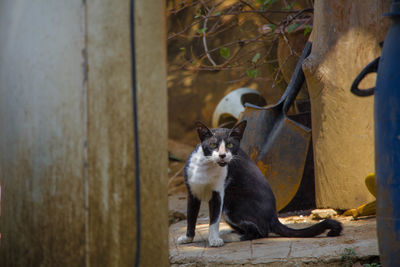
[219,154,226,159]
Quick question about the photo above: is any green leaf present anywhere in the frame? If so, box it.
[179,47,186,51]
[304,25,312,36]
[219,47,230,59]
[214,11,222,16]
[194,9,202,18]
[246,69,259,78]
[257,0,265,10]
[252,53,261,63]
[287,23,299,33]
[197,27,207,34]
[267,23,276,31]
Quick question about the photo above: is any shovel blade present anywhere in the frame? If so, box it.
[241,108,311,211]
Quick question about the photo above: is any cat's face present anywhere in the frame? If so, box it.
[195,121,247,167]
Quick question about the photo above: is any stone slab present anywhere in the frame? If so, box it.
[170,216,378,266]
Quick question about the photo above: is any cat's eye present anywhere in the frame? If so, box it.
[226,143,234,149]
[209,143,218,149]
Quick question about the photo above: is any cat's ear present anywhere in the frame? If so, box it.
[229,120,247,140]
[195,121,213,142]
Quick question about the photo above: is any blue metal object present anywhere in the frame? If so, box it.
[351,1,400,265]
[375,7,400,267]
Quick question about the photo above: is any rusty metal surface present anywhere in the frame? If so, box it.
[280,111,316,212]
[240,105,311,211]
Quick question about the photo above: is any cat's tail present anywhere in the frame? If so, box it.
[270,216,342,237]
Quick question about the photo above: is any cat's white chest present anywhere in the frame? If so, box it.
[186,147,227,201]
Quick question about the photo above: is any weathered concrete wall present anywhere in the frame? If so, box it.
[0,1,87,265]
[0,0,168,266]
[86,0,169,266]
[86,0,137,265]
[303,0,390,209]
[134,1,169,265]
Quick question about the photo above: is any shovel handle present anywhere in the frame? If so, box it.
[282,42,312,114]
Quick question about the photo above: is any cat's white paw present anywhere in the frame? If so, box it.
[177,235,193,244]
[208,236,224,247]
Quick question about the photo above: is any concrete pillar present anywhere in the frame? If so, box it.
[0,0,168,266]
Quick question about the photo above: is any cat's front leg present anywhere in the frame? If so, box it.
[208,190,224,247]
[177,192,201,244]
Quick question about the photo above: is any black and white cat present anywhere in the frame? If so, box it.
[177,120,342,247]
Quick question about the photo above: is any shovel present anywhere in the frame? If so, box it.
[239,42,312,211]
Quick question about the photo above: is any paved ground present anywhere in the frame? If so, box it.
[169,195,379,266]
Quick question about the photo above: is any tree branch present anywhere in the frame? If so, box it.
[200,1,217,66]
[202,16,217,66]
